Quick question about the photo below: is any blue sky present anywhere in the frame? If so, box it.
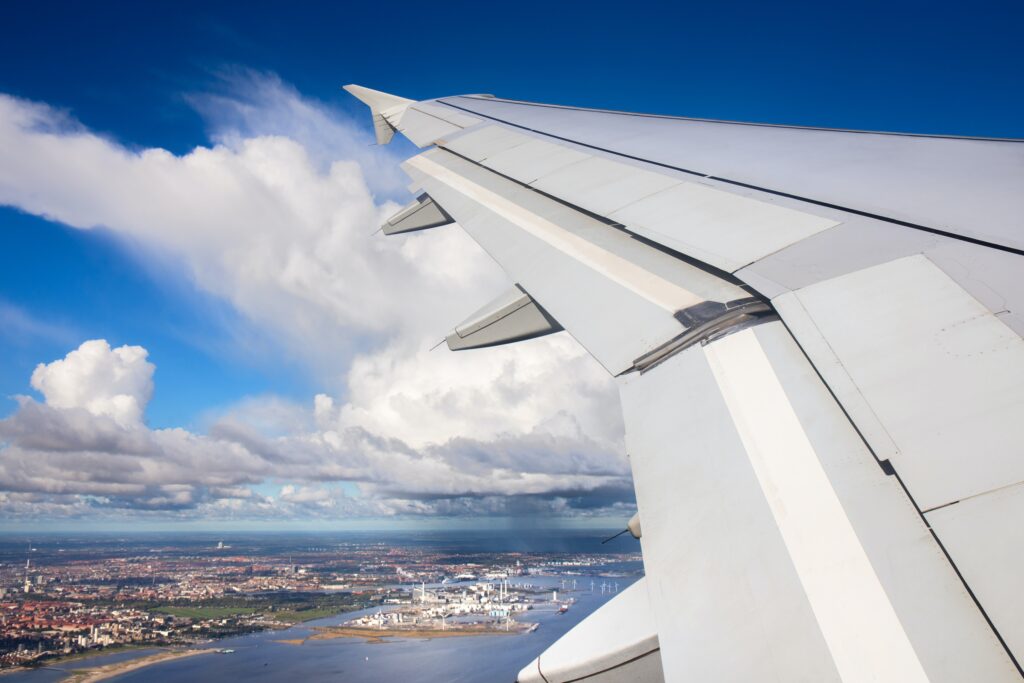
[3,0,1022,422]
[0,0,1021,527]
[4,0,1023,141]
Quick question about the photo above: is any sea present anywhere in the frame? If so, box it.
[3,530,642,683]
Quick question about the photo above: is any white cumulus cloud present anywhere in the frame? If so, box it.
[30,340,154,427]
[0,85,504,375]
[0,73,629,522]
[0,344,630,517]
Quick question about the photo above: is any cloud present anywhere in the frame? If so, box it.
[0,81,503,375]
[30,340,154,427]
[187,69,413,197]
[0,342,630,517]
[336,334,623,450]
[0,73,630,522]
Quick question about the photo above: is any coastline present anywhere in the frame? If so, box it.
[0,604,369,678]
[41,648,216,683]
[3,644,156,671]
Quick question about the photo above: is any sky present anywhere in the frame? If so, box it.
[0,0,1021,530]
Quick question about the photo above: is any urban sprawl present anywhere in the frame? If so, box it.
[0,536,639,669]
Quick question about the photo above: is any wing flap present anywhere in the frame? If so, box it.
[927,482,1024,662]
[402,148,751,374]
[620,320,1017,681]
[781,254,1024,511]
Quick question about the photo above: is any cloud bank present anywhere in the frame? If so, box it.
[0,339,629,520]
[0,74,630,522]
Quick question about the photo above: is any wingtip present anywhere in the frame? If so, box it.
[341,83,366,99]
[342,84,416,145]
[341,84,414,110]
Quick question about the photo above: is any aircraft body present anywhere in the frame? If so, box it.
[346,84,1024,682]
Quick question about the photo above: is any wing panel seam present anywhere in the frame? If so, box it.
[450,96,1024,143]
[437,100,1024,258]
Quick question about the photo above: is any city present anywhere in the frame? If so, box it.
[0,534,640,671]
[2,2,1019,681]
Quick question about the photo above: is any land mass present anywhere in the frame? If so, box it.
[62,648,217,683]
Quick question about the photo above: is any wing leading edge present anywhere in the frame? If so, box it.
[346,85,1024,682]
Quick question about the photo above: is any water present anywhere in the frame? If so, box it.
[5,572,640,682]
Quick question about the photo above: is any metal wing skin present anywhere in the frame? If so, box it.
[346,85,1024,682]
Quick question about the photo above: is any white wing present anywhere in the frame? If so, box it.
[347,85,1024,683]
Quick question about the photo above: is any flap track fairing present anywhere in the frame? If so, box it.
[447,285,562,351]
[382,194,453,235]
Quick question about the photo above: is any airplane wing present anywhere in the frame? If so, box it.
[345,85,1024,682]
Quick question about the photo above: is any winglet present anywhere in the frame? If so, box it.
[343,84,415,145]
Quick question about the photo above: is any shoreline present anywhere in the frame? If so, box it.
[1,604,369,676]
[60,648,218,683]
[10,644,156,669]
[0,646,152,678]
[0,648,219,683]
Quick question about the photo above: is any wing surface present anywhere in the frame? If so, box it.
[437,94,1024,253]
[347,85,1024,682]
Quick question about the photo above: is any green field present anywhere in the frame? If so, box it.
[144,592,371,624]
[148,593,372,626]
[266,607,343,623]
